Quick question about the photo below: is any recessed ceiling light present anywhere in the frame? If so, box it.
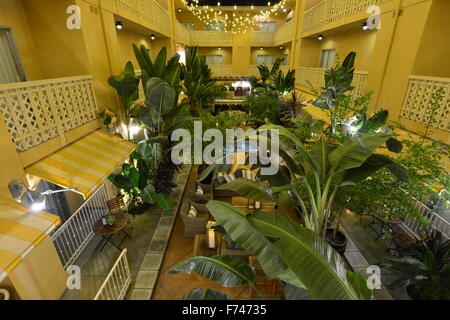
[150,34,156,40]
[318,34,324,40]
[282,8,288,13]
[260,47,263,50]
[362,22,369,31]
[115,21,123,30]
[280,46,284,50]
[177,8,182,13]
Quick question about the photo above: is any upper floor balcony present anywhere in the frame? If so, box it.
[302,0,385,35]
[176,20,295,46]
[106,0,171,36]
[0,76,100,166]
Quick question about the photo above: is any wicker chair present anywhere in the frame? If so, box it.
[188,181,213,204]
[181,199,211,238]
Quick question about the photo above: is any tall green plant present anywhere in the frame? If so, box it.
[213,125,408,239]
[172,201,373,300]
[107,62,140,140]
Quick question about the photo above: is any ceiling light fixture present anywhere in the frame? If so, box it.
[178,8,182,13]
[362,22,369,31]
[318,34,324,40]
[150,34,156,40]
[280,46,284,50]
[115,21,123,30]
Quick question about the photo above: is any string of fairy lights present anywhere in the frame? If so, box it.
[180,0,289,34]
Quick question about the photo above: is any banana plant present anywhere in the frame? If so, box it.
[107,61,140,140]
[273,69,296,94]
[172,201,373,300]
[181,46,220,115]
[133,44,182,92]
[211,124,408,239]
[257,57,282,83]
[183,288,229,300]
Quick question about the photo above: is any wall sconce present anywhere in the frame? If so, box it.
[150,34,156,40]
[318,34,324,40]
[115,21,123,30]
[9,180,80,212]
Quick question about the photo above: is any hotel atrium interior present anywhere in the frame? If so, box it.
[0,0,449,303]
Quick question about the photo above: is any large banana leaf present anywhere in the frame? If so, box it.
[216,179,275,202]
[206,201,304,288]
[183,288,229,300]
[329,133,392,172]
[247,211,373,300]
[170,255,255,288]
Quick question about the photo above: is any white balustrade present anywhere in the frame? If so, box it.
[93,249,131,300]
[303,0,385,33]
[400,75,450,132]
[296,67,368,98]
[52,185,109,269]
[0,75,98,152]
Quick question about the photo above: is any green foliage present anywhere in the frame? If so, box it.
[244,93,283,124]
[381,231,450,300]
[181,46,223,115]
[183,288,229,300]
[202,201,373,300]
[273,69,296,94]
[214,126,407,239]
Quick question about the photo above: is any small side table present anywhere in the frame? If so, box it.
[93,214,131,251]
[193,233,222,257]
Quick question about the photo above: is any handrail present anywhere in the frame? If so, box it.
[52,185,109,269]
[0,75,99,152]
[93,249,131,300]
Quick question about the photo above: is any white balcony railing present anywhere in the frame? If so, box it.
[210,65,233,78]
[400,75,450,132]
[303,0,385,33]
[250,31,275,45]
[191,31,233,45]
[0,75,99,152]
[402,197,450,241]
[52,185,109,269]
[93,249,131,300]
[273,20,295,45]
[175,21,191,45]
[296,67,368,98]
[114,0,170,35]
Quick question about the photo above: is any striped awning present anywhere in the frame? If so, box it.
[25,130,136,199]
[0,197,61,282]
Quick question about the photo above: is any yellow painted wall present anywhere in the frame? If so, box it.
[317,27,377,71]
[375,0,432,120]
[116,28,153,69]
[0,0,42,80]
[198,47,232,64]
[21,0,91,79]
[250,46,287,64]
[412,0,450,78]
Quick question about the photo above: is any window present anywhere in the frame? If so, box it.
[259,22,277,32]
[205,22,223,31]
[320,49,336,69]
[283,54,289,66]
[181,22,195,30]
[0,27,26,84]
[205,55,223,65]
[256,55,274,65]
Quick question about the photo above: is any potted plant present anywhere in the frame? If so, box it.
[381,231,450,300]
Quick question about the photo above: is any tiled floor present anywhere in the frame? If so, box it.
[61,167,191,300]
